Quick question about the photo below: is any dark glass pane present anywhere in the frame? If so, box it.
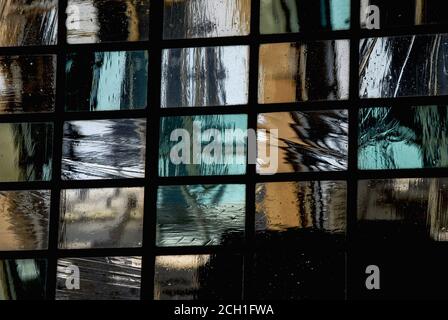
[0,122,53,182]
[56,257,142,300]
[67,0,150,44]
[154,254,243,300]
[259,41,350,103]
[157,184,245,247]
[359,106,448,169]
[65,51,148,111]
[0,190,50,251]
[261,0,350,34]
[163,0,250,39]
[0,55,56,113]
[62,119,146,180]
[59,187,144,249]
[161,46,249,108]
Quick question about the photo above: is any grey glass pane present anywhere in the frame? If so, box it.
[157,184,245,247]
[67,0,150,44]
[56,257,141,300]
[0,0,57,47]
[0,190,50,251]
[258,110,348,174]
[0,259,47,300]
[258,41,350,103]
[359,106,448,170]
[360,34,448,98]
[159,115,247,177]
[0,55,56,113]
[154,254,243,300]
[59,187,144,249]
[163,0,250,39]
[66,51,148,111]
[0,122,53,182]
[62,119,146,180]
[261,0,350,34]
[161,46,249,108]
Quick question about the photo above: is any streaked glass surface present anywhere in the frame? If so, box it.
[163,0,250,39]
[65,51,148,111]
[0,55,56,113]
[157,184,245,247]
[59,187,144,249]
[258,41,350,103]
[62,119,146,180]
[161,46,249,108]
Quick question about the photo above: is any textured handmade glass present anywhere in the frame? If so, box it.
[360,34,448,98]
[258,110,348,173]
[159,115,247,176]
[66,0,150,44]
[157,184,245,247]
[0,0,57,47]
[258,41,350,103]
[62,119,146,180]
[161,46,249,108]
[359,106,448,170]
[0,55,56,113]
[59,188,144,249]
[261,0,350,34]
[0,122,53,182]
[154,254,243,300]
[163,0,250,39]
[56,257,142,300]
[0,259,47,300]
[65,51,148,111]
[358,178,448,241]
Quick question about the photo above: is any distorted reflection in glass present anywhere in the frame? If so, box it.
[0,55,56,113]
[359,106,448,169]
[0,190,50,251]
[66,0,149,44]
[161,46,249,108]
[258,41,350,103]
[59,187,144,249]
[0,259,47,300]
[261,0,350,34]
[154,254,243,300]
[258,110,348,174]
[62,119,146,180]
[163,0,250,39]
[157,184,245,247]
[0,0,57,47]
[159,115,247,177]
[65,50,148,111]
[0,122,53,182]
[56,256,141,300]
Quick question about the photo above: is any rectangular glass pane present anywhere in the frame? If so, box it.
[56,257,142,300]
[0,190,50,251]
[67,0,150,44]
[0,122,53,182]
[261,0,350,34]
[163,0,250,39]
[259,41,350,103]
[157,184,245,247]
[65,51,148,111]
[62,119,146,180]
[359,106,448,169]
[0,0,57,47]
[0,55,56,113]
[59,187,144,249]
[154,254,243,300]
[258,110,348,174]
[161,46,249,108]
[159,115,247,176]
